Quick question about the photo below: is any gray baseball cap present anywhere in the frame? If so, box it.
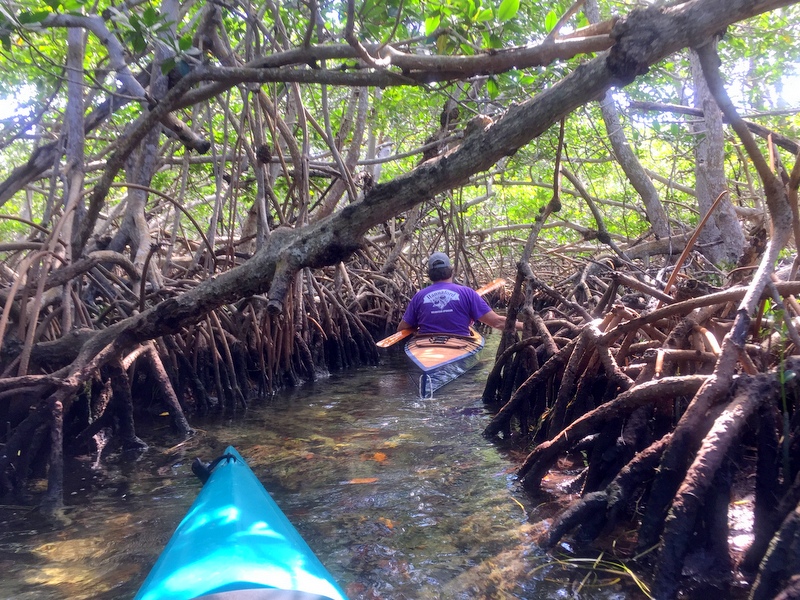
[428,252,451,269]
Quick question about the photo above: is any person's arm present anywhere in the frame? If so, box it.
[397,319,414,332]
[477,310,524,331]
[398,293,418,332]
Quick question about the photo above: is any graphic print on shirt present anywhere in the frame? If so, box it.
[423,289,460,312]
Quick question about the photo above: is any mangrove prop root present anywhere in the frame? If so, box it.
[652,374,775,599]
[547,327,593,437]
[745,465,800,576]
[750,503,800,600]
[742,401,783,573]
[482,336,540,406]
[107,358,148,451]
[0,406,47,497]
[164,334,212,414]
[41,398,64,515]
[498,350,524,410]
[541,432,671,550]
[583,404,650,494]
[17,423,49,497]
[518,375,706,491]
[773,575,800,600]
[539,491,609,549]
[483,338,577,439]
[1,253,425,509]
[144,343,194,436]
[637,347,738,550]
[532,312,559,358]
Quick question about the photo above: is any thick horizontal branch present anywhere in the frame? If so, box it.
[175,34,615,108]
[38,0,800,383]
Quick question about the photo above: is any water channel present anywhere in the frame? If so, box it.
[0,334,642,599]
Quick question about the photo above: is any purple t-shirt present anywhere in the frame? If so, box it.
[402,282,491,336]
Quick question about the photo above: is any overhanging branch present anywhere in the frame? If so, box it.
[36,0,800,383]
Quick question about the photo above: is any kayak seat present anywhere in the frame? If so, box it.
[413,336,476,348]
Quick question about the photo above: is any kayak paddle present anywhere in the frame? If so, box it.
[376,328,416,348]
[474,277,506,296]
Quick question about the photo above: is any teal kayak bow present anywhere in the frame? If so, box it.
[134,446,347,600]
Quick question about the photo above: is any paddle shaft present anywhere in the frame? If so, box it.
[474,277,506,296]
[375,328,415,348]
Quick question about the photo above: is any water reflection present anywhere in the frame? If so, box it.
[0,336,644,599]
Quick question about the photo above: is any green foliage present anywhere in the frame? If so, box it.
[544,10,558,33]
[496,0,520,23]
[0,0,797,273]
[486,76,499,99]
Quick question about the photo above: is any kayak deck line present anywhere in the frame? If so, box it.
[195,589,337,599]
[195,589,339,599]
[134,446,347,600]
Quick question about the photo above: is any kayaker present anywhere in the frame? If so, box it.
[397,252,523,336]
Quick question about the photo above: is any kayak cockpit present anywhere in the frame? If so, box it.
[404,328,485,397]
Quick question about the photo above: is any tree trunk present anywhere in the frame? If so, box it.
[690,43,745,265]
[598,92,671,238]
[40,399,64,515]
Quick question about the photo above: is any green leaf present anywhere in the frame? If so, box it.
[60,0,83,12]
[544,10,558,32]
[496,0,519,22]
[519,74,536,86]
[363,22,380,40]
[18,10,51,24]
[44,0,61,11]
[161,57,176,74]
[476,8,493,22]
[424,14,440,36]
[130,31,147,53]
[487,76,499,99]
[463,0,476,19]
[142,6,159,26]
[178,34,193,51]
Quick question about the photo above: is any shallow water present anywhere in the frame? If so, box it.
[0,335,643,599]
